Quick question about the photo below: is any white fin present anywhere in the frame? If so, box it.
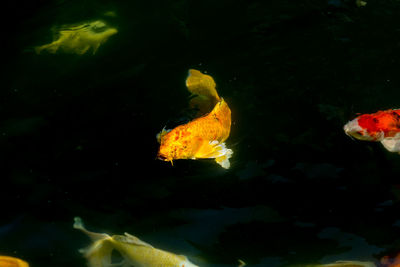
[112,232,153,248]
[214,142,233,169]
[238,259,246,267]
[73,217,110,241]
[381,138,400,152]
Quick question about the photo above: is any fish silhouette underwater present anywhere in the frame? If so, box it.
[344,109,400,153]
[0,256,29,267]
[35,20,117,55]
[156,69,233,169]
[73,217,199,267]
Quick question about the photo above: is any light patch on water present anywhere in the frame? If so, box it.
[317,227,383,263]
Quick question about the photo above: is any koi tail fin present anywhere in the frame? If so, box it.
[238,259,246,267]
[73,217,115,267]
[186,69,221,115]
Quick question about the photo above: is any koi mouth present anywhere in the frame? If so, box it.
[157,154,168,161]
[343,125,355,140]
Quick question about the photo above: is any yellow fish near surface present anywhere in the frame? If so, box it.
[0,256,29,267]
[73,217,199,267]
[157,69,233,169]
[35,20,118,55]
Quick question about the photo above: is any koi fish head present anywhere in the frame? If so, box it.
[157,124,197,163]
[344,114,384,141]
[156,129,178,163]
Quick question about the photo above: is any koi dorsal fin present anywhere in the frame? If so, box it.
[112,232,154,248]
[156,128,171,144]
[186,69,221,102]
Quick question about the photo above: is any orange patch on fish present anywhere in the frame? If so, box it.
[0,256,29,267]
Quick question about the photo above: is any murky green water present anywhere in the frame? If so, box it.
[3,0,400,266]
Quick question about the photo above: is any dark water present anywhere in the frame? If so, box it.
[3,0,400,266]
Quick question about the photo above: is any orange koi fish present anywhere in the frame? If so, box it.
[0,256,29,267]
[157,69,232,169]
[344,109,400,153]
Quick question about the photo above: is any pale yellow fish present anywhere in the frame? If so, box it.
[35,20,117,55]
[73,217,199,267]
[356,0,367,7]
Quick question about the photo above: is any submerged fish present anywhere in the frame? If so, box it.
[73,217,199,267]
[344,109,400,153]
[35,20,117,55]
[157,69,233,169]
[0,256,29,267]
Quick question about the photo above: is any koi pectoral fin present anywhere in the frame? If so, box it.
[215,143,233,169]
[381,138,400,152]
[194,140,233,169]
[195,140,226,158]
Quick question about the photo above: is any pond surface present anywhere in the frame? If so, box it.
[3,0,400,266]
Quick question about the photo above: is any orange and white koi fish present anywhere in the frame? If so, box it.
[0,256,29,267]
[344,109,400,153]
[73,217,199,267]
[157,69,233,169]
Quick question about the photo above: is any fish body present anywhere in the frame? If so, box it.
[0,256,29,267]
[73,217,198,267]
[344,109,400,152]
[35,20,117,55]
[157,69,233,169]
